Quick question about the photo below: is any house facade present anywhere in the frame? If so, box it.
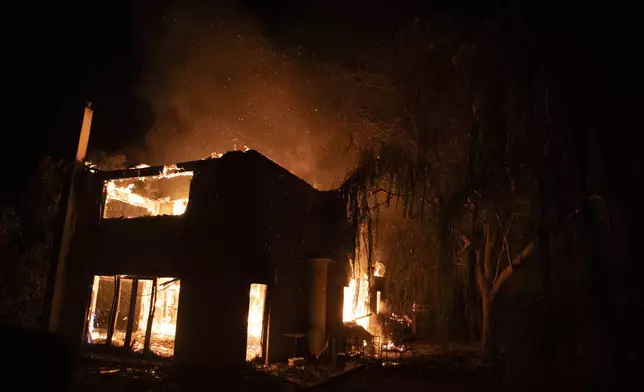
[46,150,352,366]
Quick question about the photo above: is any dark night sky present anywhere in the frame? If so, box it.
[3,0,422,191]
[2,0,634,196]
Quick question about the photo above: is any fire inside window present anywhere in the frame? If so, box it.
[85,275,181,358]
[102,165,193,219]
[246,283,267,362]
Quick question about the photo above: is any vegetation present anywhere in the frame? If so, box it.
[0,157,64,327]
[340,15,621,375]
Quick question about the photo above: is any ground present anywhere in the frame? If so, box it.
[72,343,614,391]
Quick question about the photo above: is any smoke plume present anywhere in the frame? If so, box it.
[130,9,355,189]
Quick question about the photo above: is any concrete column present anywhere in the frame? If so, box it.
[42,102,93,332]
[309,258,331,356]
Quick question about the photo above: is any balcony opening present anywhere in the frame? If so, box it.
[102,165,193,219]
[246,283,267,362]
[85,275,181,358]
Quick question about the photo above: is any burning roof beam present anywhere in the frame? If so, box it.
[102,165,193,219]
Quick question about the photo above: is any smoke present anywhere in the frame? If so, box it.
[129,9,355,189]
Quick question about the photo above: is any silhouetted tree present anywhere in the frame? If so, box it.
[0,157,63,327]
[340,17,605,357]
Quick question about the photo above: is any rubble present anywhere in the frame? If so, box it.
[256,361,362,388]
[288,357,305,367]
[74,359,300,392]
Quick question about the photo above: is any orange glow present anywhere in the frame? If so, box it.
[343,271,370,330]
[246,283,267,362]
[102,148,254,219]
[103,165,193,219]
[86,276,181,357]
[343,247,387,343]
[376,291,382,314]
[210,145,250,159]
[374,262,385,277]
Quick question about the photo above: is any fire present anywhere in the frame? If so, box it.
[376,291,382,314]
[86,276,181,357]
[343,254,389,346]
[374,262,385,277]
[246,283,267,362]
[104,148,254,218]
[103,165,193,219]
[210,144,250,159]
[172,199,188,215]
[343,273,370,330]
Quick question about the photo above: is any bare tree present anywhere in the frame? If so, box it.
[340,18,576,349]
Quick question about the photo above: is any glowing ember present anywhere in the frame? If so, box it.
[382,341,407,352]
[103,165,193,219]
[374,262,386,277]
[246,283,267,362]
[210,145,250,159]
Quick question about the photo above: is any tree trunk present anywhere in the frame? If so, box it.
[481,294,492,350]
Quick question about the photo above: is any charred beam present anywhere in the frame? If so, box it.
[106,276,120,346]
[144,278,157,353]
[123,278,139,350]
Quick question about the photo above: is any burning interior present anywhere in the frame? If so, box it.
[343,269,370,331]
[246,283,267,362]
[85,275,181,358]
[342,229,394,355]
[343,225,380,334]
[102,165,193,219]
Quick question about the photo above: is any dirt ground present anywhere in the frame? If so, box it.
[71,343,622,392]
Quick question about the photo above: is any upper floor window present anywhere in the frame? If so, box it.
[102,165,193,219]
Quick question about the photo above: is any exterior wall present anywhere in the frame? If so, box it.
[51,151,351,367]
[55,168,103,346]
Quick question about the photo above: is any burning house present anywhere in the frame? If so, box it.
[44,144,354,366]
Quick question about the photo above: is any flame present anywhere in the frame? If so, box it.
[104,148,254,218]
[86,276,181,357]
[374,262,385,277]
[210,145,250,159]
[246,283,267,361]
[382,341,406,352]
[343,271,370,330]
[343,256,388,343]
[103,165,193,219]
[376,291,382,315]
[152,278,181,338]
[172,199,189,215]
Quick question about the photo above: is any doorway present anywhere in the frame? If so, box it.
[84,275,181,358]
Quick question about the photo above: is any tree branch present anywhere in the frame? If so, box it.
[475,249,489,294]
[455,232,471,255]
[369,187,441,209]
[491,240,535,300]
[493,239,505,283]
[483,219,495,281]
